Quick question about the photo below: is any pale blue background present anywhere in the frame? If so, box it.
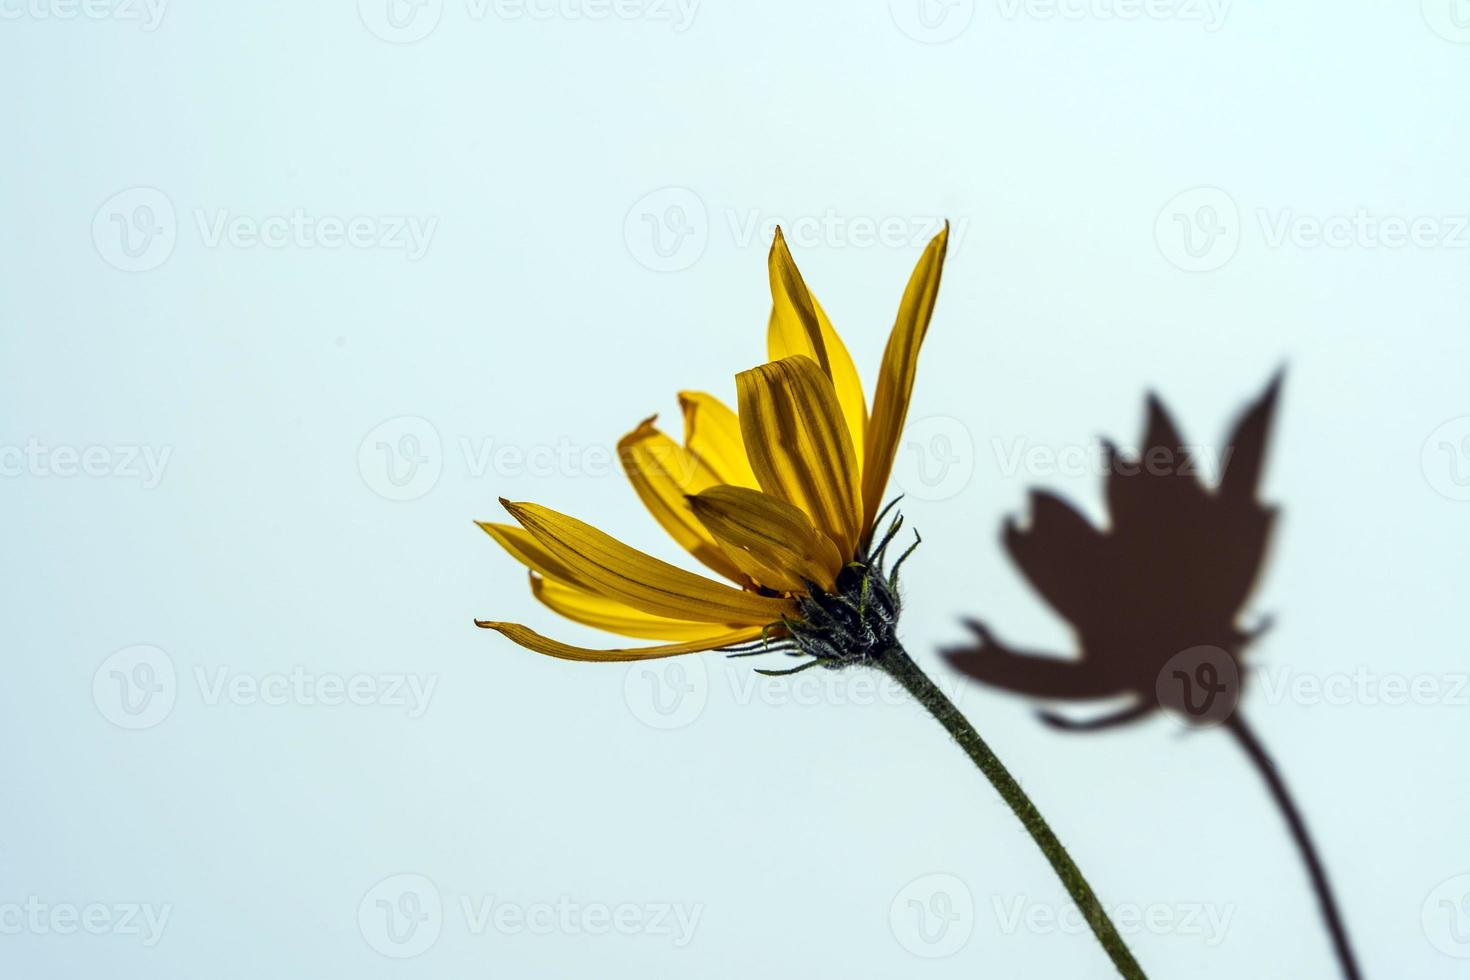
[4,2,1470,977]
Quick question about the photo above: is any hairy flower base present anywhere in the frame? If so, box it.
[728,508,917,676]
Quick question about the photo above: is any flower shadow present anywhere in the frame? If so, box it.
[944,371,1282,730]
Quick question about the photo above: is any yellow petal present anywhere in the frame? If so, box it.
[477,620,764,662]
[688,485,843,594]
[677,391,758,488]
[767,228,867,464]
[477,521,589,587]
[736,355,863,558]
[502,499,795,625]
[861,223,949,542]
[530,573,745,641]
[618,417,749,584]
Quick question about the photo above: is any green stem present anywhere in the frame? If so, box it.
[875,644,1148,980]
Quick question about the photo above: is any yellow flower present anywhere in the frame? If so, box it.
[476,224,949,662]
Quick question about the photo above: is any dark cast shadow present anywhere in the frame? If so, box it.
[943,372,1364,980]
